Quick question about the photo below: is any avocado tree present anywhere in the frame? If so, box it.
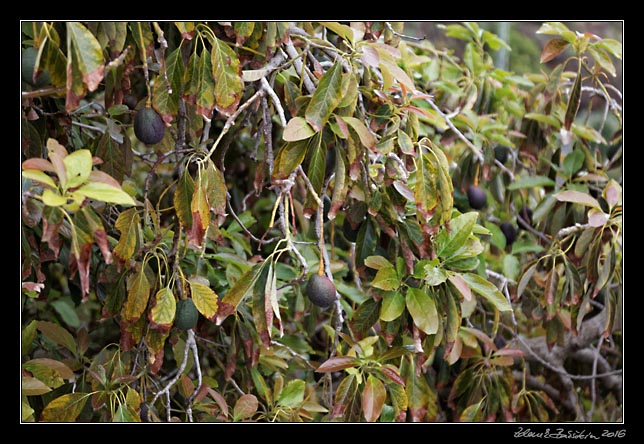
[21,21,622,423]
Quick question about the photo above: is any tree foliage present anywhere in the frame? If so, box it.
[21,21,622,423]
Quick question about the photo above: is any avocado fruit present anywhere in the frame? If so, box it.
[467,185,487,210]
[175,298,199,330]
[494,145,510,164]
[305,274,337,308]
[134,107,166,145]
[500,222,517,246]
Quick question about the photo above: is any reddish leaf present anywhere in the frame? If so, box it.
[540,38,569,63]
[362,374,386,422]
[380,365,405,386]
[315,355,360,373]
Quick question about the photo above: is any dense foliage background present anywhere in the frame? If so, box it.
[21,21,622,423]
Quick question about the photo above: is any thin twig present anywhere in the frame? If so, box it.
[151,329,199,421]
[420,92,484,162]
[204,88,266,161]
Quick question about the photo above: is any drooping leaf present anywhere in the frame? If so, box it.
[150,286,176,329]
[209,34,244,116]
[305,61,344,131]
[196,48,215,118]
[272,139,308,181]
[113,208,140,261]
[174,167,195,228]
[153,46,185,117]
[406,287,439,335]
[188,175,210,246]
[540,38,570,63]
[65,22,104,111]
[123,265,151,322]
[188,279,218,323]
[564,63,582,131]
[402,357,438,421]
[362,374,386,422]
[331,373,359,420]
[216,262,266,325]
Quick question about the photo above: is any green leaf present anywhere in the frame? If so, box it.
[436,212,478,260]
[507,175,556,190]
[189,279,219,322]
[380,291,406,322]
[113,404,140,422]
[364,255,394,270]
[22,169,57,189]
[94,131,132,183]
[588,45,616,77]
[74,182,136,206]
[536,22,577,43]
[306,61,344,131]
[42,189,67,207]
[565,66,582,131]
[174,168,195,228]
[153,46,185,116]
[37,320,77,356]
[283,116,315,141]
[462,273,512,312]
[372,267,400,291]
[216,263,266,325]
[150,286,176,328]
[406,287,439,335]
[196,48,216,117]
[572,124,607,144]
[524,112,561,128]
[278,379,306,408]
[272,140,308,181]
[210,34,244,115]
[320,22,355,45]
[41,393,89,422]
[66,22,104,91]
